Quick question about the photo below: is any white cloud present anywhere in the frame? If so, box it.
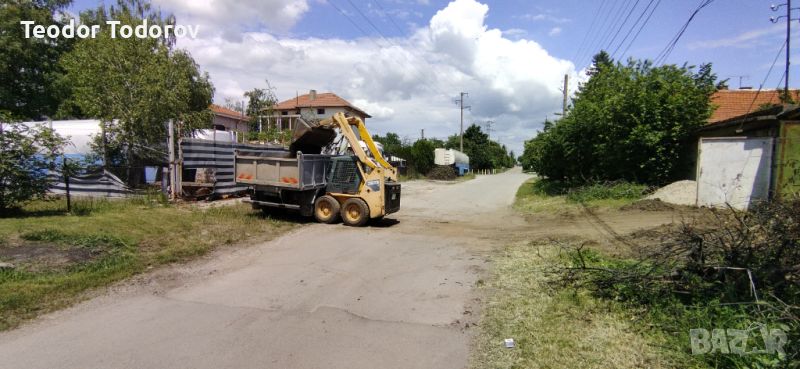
[153,0,309,38]
[171,0,577,154]
[517,13,571,24]
[548,27,561,36]
[687,25,783,50]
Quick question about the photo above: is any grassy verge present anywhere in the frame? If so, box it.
[471,239,669,369]
[0,197,295,331]
[514,178,648,214]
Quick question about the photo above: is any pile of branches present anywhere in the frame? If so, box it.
[427,165,457,181]
[555,199,800,365]
[561,199,800,304]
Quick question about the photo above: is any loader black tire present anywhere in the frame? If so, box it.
[314,195,340,224]
[341,198,370,227]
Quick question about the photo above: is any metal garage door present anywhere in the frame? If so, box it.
[697,137,774,210]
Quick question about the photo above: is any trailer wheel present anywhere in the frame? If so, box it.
[314,195,340,224]
[341,198,369,227]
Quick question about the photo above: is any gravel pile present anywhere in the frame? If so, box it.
[645,180,697,206]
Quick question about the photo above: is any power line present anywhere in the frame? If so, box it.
[619,0,662,59]
[579,0,621,67]
[572,0,609,63]
[604,0,642,52]
[611,0,655,59]
[370,0,406,36]
[592,0,634,62]
[654,0,715,65]
[744,39,787,115]
[327,0,452,98]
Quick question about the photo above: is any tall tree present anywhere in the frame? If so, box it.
[521,53,719,184]
[0,0,75,120]
[244,81,278,131]
[59,0,213,178]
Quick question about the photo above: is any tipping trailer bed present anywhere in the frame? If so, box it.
[235,151,334,215]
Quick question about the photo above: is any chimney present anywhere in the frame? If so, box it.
[309,89,317,101]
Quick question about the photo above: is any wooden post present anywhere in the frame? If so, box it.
[63,158,71,213]
[168,119,176,200]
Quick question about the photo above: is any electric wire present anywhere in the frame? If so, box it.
[654,0,715,65]
[619,0,662,59]
[611,0,656,59]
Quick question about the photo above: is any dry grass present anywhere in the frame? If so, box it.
[471,239,671,369]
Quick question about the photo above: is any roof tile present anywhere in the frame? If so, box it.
[274,92,371,118]
[709,89,800,123]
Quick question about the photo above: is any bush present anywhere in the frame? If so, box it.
[521,52,719,185]
[0,119,66,212]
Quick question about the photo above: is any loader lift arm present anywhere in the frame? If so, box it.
[318,113,398,182]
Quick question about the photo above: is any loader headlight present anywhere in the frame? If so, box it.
[366,180,381,192]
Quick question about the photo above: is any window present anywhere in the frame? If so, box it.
[317,108,325,115]
[281,111,288,116]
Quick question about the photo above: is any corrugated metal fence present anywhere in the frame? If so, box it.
[49,169,132,198]
[180,138,286,195]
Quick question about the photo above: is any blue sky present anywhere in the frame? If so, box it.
[67,0,793,153]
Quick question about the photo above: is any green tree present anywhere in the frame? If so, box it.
[409,139,435,175]
[0,118,66,212]
[244,82,278,131]
[59,0,213,177]
[0,0,75,120]
[372,132,402,155]
[445,124,513,170]
[521,54,718,185]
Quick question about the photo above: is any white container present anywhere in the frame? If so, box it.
[434,148,469,166]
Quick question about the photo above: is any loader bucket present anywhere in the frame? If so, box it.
[290,117,337,154]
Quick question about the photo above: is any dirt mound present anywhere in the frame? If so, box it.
[427,166,457,181]
[645,180,696,206]
[620,199,675,212]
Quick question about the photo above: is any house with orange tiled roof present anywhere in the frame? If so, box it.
[266,90,370,131]
[210,104,250,132]
[708,88,800,124]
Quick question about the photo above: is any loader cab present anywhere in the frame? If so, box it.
[327,156,362,195]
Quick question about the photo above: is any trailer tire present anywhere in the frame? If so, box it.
[341,198,370,227]
[314,195,340,224]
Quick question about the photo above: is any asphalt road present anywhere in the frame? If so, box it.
[0,168,532,369]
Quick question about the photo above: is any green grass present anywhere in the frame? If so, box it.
[471,240,670,369]
[514,178,647,214]
[0,198,295,330]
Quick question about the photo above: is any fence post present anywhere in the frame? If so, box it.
[63,158,71,213]
[168,119,176,200]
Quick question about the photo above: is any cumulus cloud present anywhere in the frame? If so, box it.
[548,27,561,36]
[171,0,578,154]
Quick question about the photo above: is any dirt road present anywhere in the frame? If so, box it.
[0,169,532,369]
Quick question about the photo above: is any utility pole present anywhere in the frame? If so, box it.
[772,1,796,98]
[421,128,425,140]
[484,120,494,139]
[562,74,569,116]
[786,0,791,96]
[454,92,470,151]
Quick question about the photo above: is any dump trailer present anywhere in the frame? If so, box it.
[235,113,400,226]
